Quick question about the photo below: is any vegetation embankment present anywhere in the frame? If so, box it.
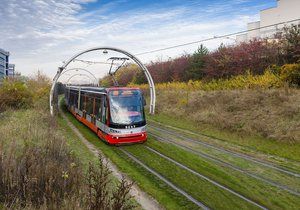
[0,76,134,209]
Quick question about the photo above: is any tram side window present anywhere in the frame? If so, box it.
[80,93,85,111]
[101,96,107,123]
[69,92,73,106]
[74,91,78,107]
[94,95,106,123]
[94,96,102,121]
[86,95,94,115]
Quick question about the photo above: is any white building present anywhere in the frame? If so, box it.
[236,0,300,43]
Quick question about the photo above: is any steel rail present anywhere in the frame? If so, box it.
[119,148,210,210]
[149,124,300,178]
[149,132,300,197]
[145,146,268,210]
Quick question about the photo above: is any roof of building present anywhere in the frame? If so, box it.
[0,48,9,56]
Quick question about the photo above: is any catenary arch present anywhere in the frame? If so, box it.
[50,47,156,116]
[59,68,99,86]
[65,73,97,86]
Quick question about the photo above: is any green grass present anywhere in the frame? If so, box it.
[148,113,300,163]
[124,145,258,210]
[148,127,300,192]
[144,138,300,210]
[57,113,98,168]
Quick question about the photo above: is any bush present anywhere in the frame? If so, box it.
[0,80,33,112]
[280,63,300,86]
[131,69,283,92]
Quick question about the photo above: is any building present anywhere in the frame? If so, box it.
[236,0,300,43]
[0,48,15,79]
[0,48,9,79]
[7,64,15,77]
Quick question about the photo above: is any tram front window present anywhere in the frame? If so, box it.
[109,90,145,125]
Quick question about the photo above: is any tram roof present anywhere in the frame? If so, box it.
[66,85,106,93]
[66,86,141,96]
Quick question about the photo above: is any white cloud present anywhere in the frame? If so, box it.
[0,0,265,80]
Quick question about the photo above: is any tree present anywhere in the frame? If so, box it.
[185,44,208,80]
[282,24,300,63]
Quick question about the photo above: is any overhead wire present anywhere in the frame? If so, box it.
[135,18,300,56]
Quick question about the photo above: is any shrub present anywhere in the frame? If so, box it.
[0,80,33,111]
[130,69,283,92]
[281,24,300,63]
[280,63,300,86]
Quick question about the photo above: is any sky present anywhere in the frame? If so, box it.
[0,0,277,81]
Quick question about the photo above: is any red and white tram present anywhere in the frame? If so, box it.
[65,86,147,144]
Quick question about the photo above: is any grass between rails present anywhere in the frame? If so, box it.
[148,113,300,163]
[147,127,300,193]
[123,145,257,210]
[143,138,300,210]
[60,104,199,210]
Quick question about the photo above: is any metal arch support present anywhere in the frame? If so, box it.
[50,47,156,116]
[59,68,99,86]
[65,73,95,85]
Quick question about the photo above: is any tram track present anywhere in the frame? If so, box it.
[148,123,300,178]
[144,146,268,209]
[119,145,268,209]
[149,132,300,196]
[119,148,210,210]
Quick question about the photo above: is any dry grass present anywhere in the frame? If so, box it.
[154,88,300,142]
[0,96,134,209]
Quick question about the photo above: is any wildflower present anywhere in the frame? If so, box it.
[62,171,69,179]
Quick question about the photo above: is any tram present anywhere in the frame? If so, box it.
[64,86,147,144]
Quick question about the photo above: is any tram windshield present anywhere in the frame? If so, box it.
[109,89,145,125]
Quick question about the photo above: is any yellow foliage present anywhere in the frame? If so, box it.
[279,64,300,86]
[129,70,283,91]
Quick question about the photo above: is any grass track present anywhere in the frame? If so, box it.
[148,126,300,195]
[123,145,260,210]
[144,137,300,209]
